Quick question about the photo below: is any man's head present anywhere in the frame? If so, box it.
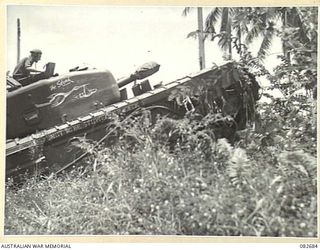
[30,49,42,62]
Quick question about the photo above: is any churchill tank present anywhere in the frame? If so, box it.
[6,61,260,182]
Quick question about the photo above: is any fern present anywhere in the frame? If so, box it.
[278,150,316,178]
[216,138,233,159]
[226,148,250,187]
[278,150,317,197]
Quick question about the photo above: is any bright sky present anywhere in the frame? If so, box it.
[6,5,229,85]
[6,5,282,86]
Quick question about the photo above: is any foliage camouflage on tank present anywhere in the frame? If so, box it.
[6,61,260,182]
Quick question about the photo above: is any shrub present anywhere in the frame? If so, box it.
[5,104,317,236]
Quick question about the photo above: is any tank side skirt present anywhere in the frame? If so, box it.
[6,75,193,157]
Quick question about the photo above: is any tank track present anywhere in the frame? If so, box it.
[6,76,193,154]
[6,69,202,180]
[6,62,259,182]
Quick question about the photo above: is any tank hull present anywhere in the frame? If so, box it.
[7,70,120,139]
[6,62,260,182]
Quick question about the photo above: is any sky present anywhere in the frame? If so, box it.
[6,5,225,85]
[6,5,283,86]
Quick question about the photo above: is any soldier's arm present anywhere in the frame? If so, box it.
[24,59,42,73]
[26,67,42,73]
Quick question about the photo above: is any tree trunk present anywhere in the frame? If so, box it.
[197,7,206,69]
[282,9,291,65]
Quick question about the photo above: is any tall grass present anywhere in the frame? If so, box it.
[5,100,317,236]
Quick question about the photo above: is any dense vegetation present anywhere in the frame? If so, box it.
[5,91,317,236]
[5,6,317,236]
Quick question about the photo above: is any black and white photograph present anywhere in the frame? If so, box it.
[4,4,318,239]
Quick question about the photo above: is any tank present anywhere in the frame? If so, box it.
[6,61,260,182]
[7,69,120,139]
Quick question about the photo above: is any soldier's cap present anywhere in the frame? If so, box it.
[30,49,42,54]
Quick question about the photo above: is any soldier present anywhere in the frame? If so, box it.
[13,49,46,86]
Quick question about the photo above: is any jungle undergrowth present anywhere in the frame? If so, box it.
[4,96,317,236]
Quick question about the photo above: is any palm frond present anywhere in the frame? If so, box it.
[225,7,237,17]
[205,7,221,29]
[204,8,221,40]
[206,7,222,25]
[241,23,249,34]
[261,7,277,24]
[204,26,216,40]
[290,7,311,43]
[233,25,242,53]
[182,7,193,17]
[232,9,249,36]
[220,7,230,33]
[186,30,199,39]
[245,23,263,44]
[218,33,230,51]
[207,33,222,41]
[232,21,243,40]
[257,22,275,60]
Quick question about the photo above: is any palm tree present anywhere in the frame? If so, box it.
[183,7,250,60]
[242,7,277,60]
[205,7,233,60]
[243,7,314,61]
[183,7,314,62]
[183,7,206,69]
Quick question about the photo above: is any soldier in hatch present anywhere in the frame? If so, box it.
[13,49,46,86]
